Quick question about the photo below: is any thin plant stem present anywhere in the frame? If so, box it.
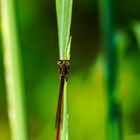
[131,22,140,49]
[56,0,73,140]
[98,0,122,140]
[1,0,29,140]
[60,81,68,140]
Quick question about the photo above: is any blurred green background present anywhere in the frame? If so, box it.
[1,0,140,140]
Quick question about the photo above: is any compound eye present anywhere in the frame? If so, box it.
[57,60,62,65]
[66,61,70,65]
[57,60,70,66]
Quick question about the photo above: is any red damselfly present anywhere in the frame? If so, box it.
[55,60,70,140]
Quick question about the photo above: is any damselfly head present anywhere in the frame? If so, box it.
[57,60,70,66]
[57,60,71,80]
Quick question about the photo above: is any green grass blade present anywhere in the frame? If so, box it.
[98,0,123,139]
[1,0,29,140]
[56,0,73,60]
[56,0,73,140]
[60,82,69,140]
[131,22,140,49]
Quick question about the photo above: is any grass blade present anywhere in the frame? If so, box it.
[56,0,73,140]
[1,0,29,140]
[98,0,122,139]
[56,0,73,60]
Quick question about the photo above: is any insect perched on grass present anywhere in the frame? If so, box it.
[55,60,70,140]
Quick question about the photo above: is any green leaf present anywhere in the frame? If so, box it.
[1,0,29,140]
[56,0,73,60]
[131,22,140,50]
[56,0,73,140]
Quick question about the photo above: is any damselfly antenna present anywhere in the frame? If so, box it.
[55,60,70,140]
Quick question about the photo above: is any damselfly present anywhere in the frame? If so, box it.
[55,60,70,140]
